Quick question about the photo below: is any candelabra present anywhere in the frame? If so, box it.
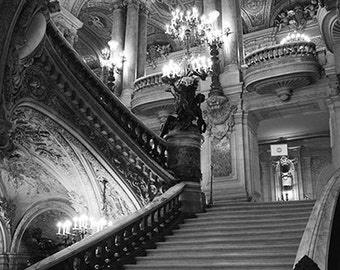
[56,214,112,247]
[161,7,232,135]
[99,39,125,91]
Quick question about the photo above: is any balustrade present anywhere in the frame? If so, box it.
[46,22,168,168]
[25,183,184,270]
[245,41,317,68]
[134,73,164,92]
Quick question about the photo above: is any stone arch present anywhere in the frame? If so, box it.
[0,217,11,254]
[10,198,75,254]
[10,101,141,213]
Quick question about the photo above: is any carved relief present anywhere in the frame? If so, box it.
[204,96,237,178]
[78,10,112,39]
[273,1,319,32]
[211,136,232,178]
[0,197,16,234]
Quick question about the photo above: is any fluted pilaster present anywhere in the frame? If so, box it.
[137,4,149,79]
[121,0,139,108]
[111,2,125,96]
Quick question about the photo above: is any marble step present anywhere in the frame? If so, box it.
[209,200,315,209]
[124,262,293,270]
[164,228,304,241]
[174,221,308,234]
[180,216,309,227]
[196,206,314,217]
[147,243,299,256]
[132,252,295,265]
[156,236,301,248]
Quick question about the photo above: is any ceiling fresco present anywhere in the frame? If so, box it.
[1,106,136,234]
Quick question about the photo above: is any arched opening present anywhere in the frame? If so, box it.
[18,209,71,267]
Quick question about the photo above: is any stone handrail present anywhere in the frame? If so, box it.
[245,41,317,68]
[134,72,164,93]
[46,22,168,169]
[294,167,340,270]
[25,182,185,270]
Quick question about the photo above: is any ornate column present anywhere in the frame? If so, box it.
[242,113,261,200]
[301,156,313,199]
[327,96,340,168]
[231,111,248,192]
[111,3,125,97]
[137,4,148,79]
[220,0,243,84]
[260,161,272,202]
[50,6,83,46]
[121,0,139,108]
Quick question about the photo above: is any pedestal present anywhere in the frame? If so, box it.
[165,130,205,215]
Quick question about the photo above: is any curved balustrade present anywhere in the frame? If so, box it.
[132,73,174,115]
[134,72,164,92]
[25,183,185,270]
[245,41,317,67]
[243,41,320,101]
[46,22,168,168]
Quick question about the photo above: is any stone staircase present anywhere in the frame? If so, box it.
[124,199,315,270]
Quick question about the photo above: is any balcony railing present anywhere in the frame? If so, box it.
[243,41,320,101]
[132,73,174,115]
[245,41,316,67]
[25,182,185,270]
[134,72,164,91]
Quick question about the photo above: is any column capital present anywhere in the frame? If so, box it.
[112,1,125,11]
[139,2,150,16]
[123,0,140,8]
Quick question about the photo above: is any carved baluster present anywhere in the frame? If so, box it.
[103,239,113,268]
[72,257,81,270]
[84,251,93,269]
[93,245,103,269]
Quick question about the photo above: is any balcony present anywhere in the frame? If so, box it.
[243,41,320,101]
[132,72,174,116]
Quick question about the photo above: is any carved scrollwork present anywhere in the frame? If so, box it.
[205,95,237,139]
[0,196,16,234]
[22,65,49,99]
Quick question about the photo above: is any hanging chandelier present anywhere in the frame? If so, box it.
[162,7,233,103]
[56,214,113,246]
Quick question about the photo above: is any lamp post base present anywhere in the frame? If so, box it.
[165,130,205,214]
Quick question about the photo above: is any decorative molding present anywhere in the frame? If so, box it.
[51,6,83,46]
[0,197,16,235]
[205,96,237,140]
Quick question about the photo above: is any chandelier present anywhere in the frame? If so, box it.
[165,8,221,49]
[56,214,113,246]
[162,7,228,85]
[99,39,125,91]
[160,7,233,135]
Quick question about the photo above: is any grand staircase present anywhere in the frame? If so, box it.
[124,199,315,270]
